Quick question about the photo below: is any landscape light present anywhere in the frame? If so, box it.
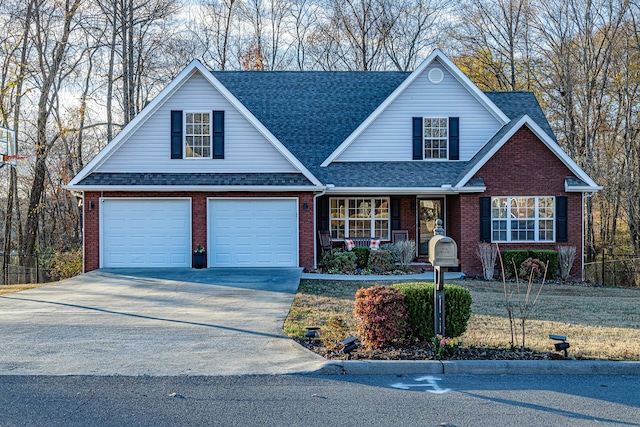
[305,327,320,344]
[340,336,359,359]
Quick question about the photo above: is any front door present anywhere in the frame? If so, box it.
[418,199,444,256]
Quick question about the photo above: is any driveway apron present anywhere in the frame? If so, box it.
[0,268,326,376]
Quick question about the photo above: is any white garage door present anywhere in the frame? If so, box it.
[101,198,191,268]
[208,198,298,267]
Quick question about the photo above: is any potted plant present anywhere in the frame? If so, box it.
[193,244,206,269]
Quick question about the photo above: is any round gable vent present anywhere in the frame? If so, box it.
[428,68,444,84]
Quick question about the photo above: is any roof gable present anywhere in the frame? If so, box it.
[321,49,510,166]
[67,61,322,188]
[455,115,601,190]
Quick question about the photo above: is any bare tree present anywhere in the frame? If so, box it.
[455,0,535,91]
[384,0,448,71]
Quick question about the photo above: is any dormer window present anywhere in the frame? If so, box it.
[423,118,448,159]
[170,110,224,159]
[185,112,211,158]
[412,116,459,161]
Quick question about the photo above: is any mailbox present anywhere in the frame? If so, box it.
[428,235,458,268]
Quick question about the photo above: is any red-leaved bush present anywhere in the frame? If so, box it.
[353,285,409,349]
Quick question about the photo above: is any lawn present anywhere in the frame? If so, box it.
[284,279,640,360]
[0,283,50,295]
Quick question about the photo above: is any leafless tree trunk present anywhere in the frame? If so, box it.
[22,0,82,262]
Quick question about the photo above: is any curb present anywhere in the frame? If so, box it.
[307,360,640,376]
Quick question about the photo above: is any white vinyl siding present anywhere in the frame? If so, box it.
[336,59,502,162]
[96,72,296,173]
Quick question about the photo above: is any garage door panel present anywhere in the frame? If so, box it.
[102,199,191,268]
[209,199,297,267]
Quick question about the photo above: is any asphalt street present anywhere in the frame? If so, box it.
[0,374,638,427]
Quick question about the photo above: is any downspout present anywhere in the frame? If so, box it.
[313,184,332,270]
[582,191,595,281]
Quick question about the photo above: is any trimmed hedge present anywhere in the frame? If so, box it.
[501,250,529,278]
[502,249,559,279]
[391,282,472,339]
[352,246,371,269]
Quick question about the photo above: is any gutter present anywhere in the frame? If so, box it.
[323,186,486,195]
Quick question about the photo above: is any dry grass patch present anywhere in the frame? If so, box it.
[0,283,50,296]
[285,279,640,360]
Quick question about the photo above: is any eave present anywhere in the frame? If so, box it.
[63,185,325,193]
[324,186,486,195]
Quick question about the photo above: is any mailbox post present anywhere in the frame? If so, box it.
[428,220,458,338]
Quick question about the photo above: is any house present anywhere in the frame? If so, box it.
[66,49,601,278]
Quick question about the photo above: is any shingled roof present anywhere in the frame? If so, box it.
[213,71,556,188]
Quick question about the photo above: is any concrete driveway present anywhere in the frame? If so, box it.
[0,268,326,376]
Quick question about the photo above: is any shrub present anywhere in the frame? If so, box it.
[557,246,576,280]
[49,248,83,280]
[395,240,416,267]
[519,257,545,281]
[477,242,498,280]
[352,246,371,269]
[529,250,558,280]
[368,249,394,273]
[353,285,409,349]
[321,250,356,273]
[501,250,529,278]
[391,282,472,339]
[380,243,400,264]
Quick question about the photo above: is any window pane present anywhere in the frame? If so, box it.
[423,117,448,159]
[492,197,507,219]
[492,220,507,241]
[330,199,345,239]
[539,219,554,241]
[185,112,212,158]
[539,197,554,218]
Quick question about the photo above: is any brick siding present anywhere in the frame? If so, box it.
[458,127,584,279]
[83,191,315,272]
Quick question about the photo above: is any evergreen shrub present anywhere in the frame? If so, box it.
[391,282,472,339]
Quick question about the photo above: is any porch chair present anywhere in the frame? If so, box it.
[318,230,333,253]
[392,230,409,244]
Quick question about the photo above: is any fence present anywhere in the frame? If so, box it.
[584,252,640,287]
[0,253,55,286]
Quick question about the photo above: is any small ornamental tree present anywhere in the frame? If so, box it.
[353,285,409,349]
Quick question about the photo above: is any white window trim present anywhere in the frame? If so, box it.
[183,111,212,159]
[491,196,556,243]
[330,197,390,241]
[423,117,448,161]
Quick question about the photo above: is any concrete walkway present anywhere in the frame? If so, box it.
[0,268,326,376]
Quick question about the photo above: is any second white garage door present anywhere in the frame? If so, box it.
[208,198,298,267]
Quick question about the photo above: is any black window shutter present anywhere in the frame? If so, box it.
[317,197,329,231]
[390,197,401,230]
[412,117,423,160]
[449,117,459,160]
[556,196,568,242]
[212,111,224,159]
[170,110,183,159]
[479,197,491,242]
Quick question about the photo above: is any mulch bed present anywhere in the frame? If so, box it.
[299,340,577,361]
